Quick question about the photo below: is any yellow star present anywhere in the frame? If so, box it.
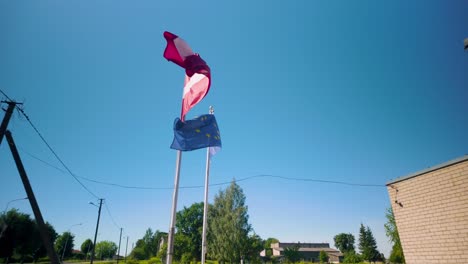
[195,129,201,133]
[206,133,211,138]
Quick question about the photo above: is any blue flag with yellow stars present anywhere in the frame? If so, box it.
[170,114,222,151]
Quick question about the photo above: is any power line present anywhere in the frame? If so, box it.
[22,148,385,190]
[1,89,99,199]
[104,201,120,230]
[0,89,14,102]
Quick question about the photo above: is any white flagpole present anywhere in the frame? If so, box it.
[201,106,214,264]
[166,150,182,264]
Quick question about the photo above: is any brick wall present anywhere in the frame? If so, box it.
[387,158,468,264]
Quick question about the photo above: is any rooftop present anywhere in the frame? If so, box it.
[386,155,468,185]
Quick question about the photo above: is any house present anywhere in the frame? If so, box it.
[260,242,343,263]
[386,155,468,264]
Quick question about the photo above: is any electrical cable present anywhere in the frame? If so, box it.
[22,148,385,190]
[1,89,99,199]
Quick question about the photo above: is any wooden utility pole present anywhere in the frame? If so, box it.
[5,130,60,264]
[90,198,104,264]
[117,227,123,264]
[0,101,19,146]
[124,236,129,263]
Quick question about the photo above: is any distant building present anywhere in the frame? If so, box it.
[260,242,343,263]
[386,155,468,264]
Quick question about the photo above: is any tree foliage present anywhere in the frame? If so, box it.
[264,237,279,249]
[55,231,74,259]
[283,243,300,263]
[385,208,405,263]
[358,224,380,263]
[343,251,362,263]
[208,181,252,263]
[130,229,167,260]
[319,250,329,263]
[333,233,355,253]
[95,240,118,260]
[176,202,204,261]
[0,209,57,262]
[81,239,93,257]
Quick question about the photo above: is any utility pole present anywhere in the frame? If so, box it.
[117,227,123,264]
[5,130,60,264]
[0,101,19,146]
[90,198,104,264]
[124,236,129,263]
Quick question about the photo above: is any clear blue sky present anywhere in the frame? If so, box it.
[1,0,467,258]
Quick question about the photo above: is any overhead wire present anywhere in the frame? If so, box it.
[1,89,99,199]
[21,147,385,190]
[104,201,121,230]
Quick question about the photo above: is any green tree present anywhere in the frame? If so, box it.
[264,237,279,249]
[333,233,355,253]
[81,239,93,259]
[32,222,58,262]
[343,251,362,263]
[157,242,167,262]
[55,231,74,260]
[385,208,405,263]
[208,181,252,263]
[131,247,147,260]
[176,202,204,261]
[0,209,58,262]
[0,209,36,261]
[245,233,264,263]
[359,224,380,263]
[95,240,118,260]
[283,244,300,263]
[319,250,329,263]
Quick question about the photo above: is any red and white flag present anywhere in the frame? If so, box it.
[163,31,211,121]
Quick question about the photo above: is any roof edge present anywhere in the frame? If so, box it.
[386,155,468,185]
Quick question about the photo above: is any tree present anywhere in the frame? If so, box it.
[245,233,264,263]
[208,181,252,263]
[32,222,58,262]
[55,231,74,260]
[0,209,33,261]
[81,239,93,259]
[0,209,56,262]
[130,229,167,260]
[319,250,329,263]
[333,233,355,253]
[176,202,204,261]
[95,240,118,260]
[343,251,362,263]
[385,208,405,263]
[283,243,300,263]
[264,237,279,249]
[359,224,380,263]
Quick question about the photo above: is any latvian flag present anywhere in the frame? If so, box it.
[163,31,211,121]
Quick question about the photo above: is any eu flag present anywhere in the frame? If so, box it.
[170,114,222,151]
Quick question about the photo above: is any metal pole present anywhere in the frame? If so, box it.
[117,227,123,264]
[201,148,211,264]
[3,197,28,213]
[166,150,182,264]
[201,106,214,264]
[5,130,60,264]
[90,199,104,264]
[124,236,129,263]
[0,102,17,146]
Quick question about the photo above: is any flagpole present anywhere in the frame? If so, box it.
[201,106,214,264]
[166,150,182,264]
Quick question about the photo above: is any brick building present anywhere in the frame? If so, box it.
[260,242,343,263]
[386,155,468,264]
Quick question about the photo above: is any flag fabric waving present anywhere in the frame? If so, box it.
[163,31,211,121]
[170,114,221,152]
